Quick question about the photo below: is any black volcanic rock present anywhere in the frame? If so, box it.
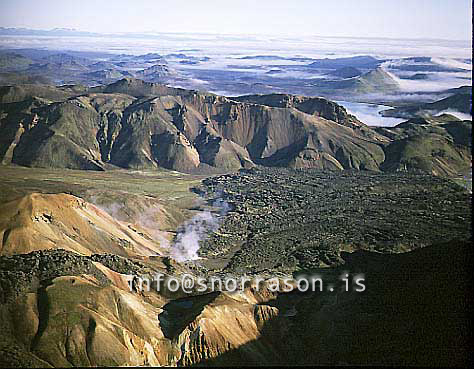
[197,167,471,273]
[0,249,144,303]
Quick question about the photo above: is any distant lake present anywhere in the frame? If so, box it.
[336,101,406,127]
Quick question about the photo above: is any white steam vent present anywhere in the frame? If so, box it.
[171,193,230,262]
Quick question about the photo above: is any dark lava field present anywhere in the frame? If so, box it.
[196,168,472,274]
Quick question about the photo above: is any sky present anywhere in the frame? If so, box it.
[0,0,471,40]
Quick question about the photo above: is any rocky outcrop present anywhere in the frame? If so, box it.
[234,93,360,126]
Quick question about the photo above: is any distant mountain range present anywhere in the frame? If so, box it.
[0,50,179,86]
[0,48,470,102]
[0,27,100,37]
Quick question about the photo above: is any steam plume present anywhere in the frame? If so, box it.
[171,193,230,262]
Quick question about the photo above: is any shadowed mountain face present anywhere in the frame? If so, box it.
[195,239,473,367]
[0,78,471,176]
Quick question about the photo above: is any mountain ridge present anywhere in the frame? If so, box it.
[0,78,471,176]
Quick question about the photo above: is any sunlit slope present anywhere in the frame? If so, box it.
[0,166,205,257]
[0,193,168,256]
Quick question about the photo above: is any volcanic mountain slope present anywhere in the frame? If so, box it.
[134,64,177,82]
[375,115,472,177]
[0,248,288,367]
[0,163,208,260]
[0,84,87,104]
[0,192,169,257]
[0,78,389,173]
[0,78,471,176]
[82,69,132,85]
[311,67,401,95]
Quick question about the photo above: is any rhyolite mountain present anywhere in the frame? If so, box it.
[0,78,471,176]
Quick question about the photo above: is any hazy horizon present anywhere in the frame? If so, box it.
[0,27,471,43]
[0,0,472,41]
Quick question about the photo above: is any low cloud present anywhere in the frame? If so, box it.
[434,110,472,121]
